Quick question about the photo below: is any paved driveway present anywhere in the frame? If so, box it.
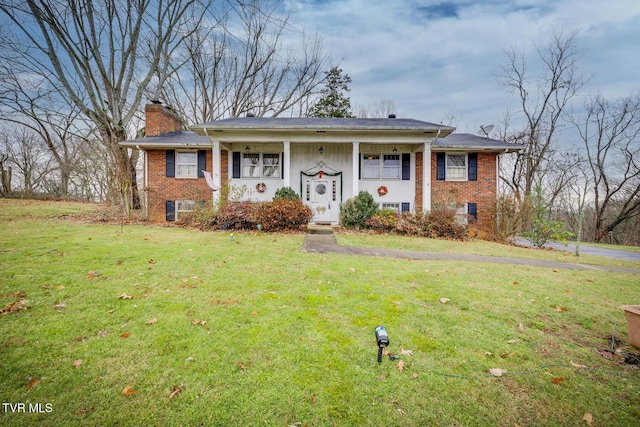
[511,238,640,262]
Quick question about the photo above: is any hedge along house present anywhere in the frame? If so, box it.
[122,103,522,226]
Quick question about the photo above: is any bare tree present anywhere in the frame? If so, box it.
[164,0,328,122]
[0,0,209,214]
[355,99,397,119]
[0,127,53,193]
[574,92,640,242]
[499,30,585,201]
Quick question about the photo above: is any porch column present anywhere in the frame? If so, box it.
[352,141,359,197]
[212,139,222,205]
[283,141,291,188]
[423,141,431,212]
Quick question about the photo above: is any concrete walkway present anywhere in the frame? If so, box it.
[302,226,640,274]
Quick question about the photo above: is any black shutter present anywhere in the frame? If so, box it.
[468,153,477,181]
[197,150,206,178]
[401,153,410,180]
[232,152,241,179]
[401,202,410,212]
[166,150,175,177]
[436,152,445,180]
[467,203,477,221]
[166,201,175,221]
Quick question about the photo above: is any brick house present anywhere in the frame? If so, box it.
[122,103,522,226]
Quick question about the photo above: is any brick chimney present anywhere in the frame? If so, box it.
[145,102,183,137]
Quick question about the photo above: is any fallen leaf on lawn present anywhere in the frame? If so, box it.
[583,413,593,426]
[506,339,519,344]
[397,408,406,415]
[236,361,248,370]
[377,374,387,380]
[146,318,158,325]
[56,285,65,290]
[252,310,258,317]
[121,385,138,396]
[54,301,66,309]
[192,319,207,326]
[27,377,39,389]
[554,306,568,312]
[120,333,130,338]
[73,359,83,369]
[565,289,573,294]
[86,271,97,279]
[118,293,132,300]
[169,385,183,399]
[148,259,156,264]
[98,330,108,337]
[1,299,30,315]
[553,269,559,273]
[570,360,588,369]
[513,281,519,285]
[393,301,401,305]
[552,377,564,384]
[310,394,318,405]
[518,323,525,331]
[397,359,405,372]
[439,298,450,304]
[399,348,413,356]
[485,351,493,356]
[412,373,419,378]
[489,368,506,377]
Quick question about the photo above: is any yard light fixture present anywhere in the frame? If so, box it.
[245,145,250,152]
[318,146,324,155]
[374,326,389,363]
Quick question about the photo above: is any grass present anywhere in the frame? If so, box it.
[1,199,639,426]
[336,232,640,269]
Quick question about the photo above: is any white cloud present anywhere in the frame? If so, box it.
[284,0,640,133]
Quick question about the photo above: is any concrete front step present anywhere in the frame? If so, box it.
[306,224,335,235]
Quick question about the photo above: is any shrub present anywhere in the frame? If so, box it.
[365,209,399,232]
[393,209,467,240]
[273,187,301,201]
[340,191,377,229]
[525,218,574,248]
[253,200,313,231]
[427,206,467,240]
[212,202,255,230]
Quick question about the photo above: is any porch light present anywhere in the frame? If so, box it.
[245,146,250,152]
[393,146,398,153]
[318,146,324,155]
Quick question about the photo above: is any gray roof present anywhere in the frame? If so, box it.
[120,130,210,149]
[191,116,454,133]
[434,133,523,152]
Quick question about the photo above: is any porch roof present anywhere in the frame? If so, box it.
[191,116,454,137]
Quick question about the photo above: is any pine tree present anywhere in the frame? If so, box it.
[307,67,354,118]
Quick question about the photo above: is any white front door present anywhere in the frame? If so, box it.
[305,178,340,224]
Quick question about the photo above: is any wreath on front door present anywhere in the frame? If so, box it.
[377,185,388,196]
[256,182,267,193]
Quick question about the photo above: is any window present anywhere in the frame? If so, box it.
[446,154,467,180]
[242,153,280,178]
[362,154,401,179]
[362,154,380,179]
[176,151,198,178]
[446,202,477,224]
[176,200,197,220]
[381,203,400,212]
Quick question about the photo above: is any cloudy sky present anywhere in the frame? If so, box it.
[282,0,640,135]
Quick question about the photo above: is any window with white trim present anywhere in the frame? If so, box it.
[362,154,401,179]
[176,200,197,220]
[242,153,280,178]
[446,154,467,180]
[176,151,198,178]
[380,203,401,212]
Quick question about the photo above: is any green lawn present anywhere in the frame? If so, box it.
[1,200,639,426]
